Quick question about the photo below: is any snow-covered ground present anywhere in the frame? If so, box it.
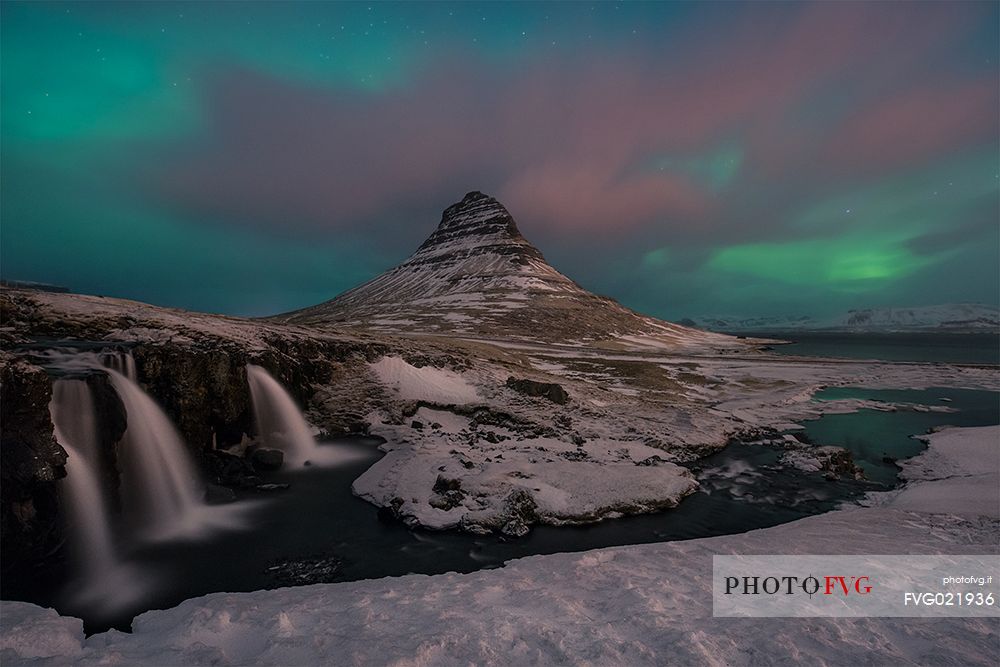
[5,287,998,535]
[369,356,480,405]
[349,342,998,531]
[3,426,997,666]
[865,425,1000,518]
[356,404,698,533]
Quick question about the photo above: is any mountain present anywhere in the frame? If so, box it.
[685,304,1000,333]
[837,304,999,331]
[279,191,734,349]
[678,315,817,332]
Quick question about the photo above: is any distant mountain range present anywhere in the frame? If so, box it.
[278,191,736,350]
[680,304,1000,333]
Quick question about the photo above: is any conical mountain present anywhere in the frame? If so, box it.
[279,192,733,349]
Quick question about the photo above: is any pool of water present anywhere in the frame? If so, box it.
[1,435,874,634]
[6,384,997,633]
[805,387,1000,486]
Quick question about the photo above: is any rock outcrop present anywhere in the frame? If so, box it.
[0,359,67,567]
[0,288,392,565]
[506,377,569,404]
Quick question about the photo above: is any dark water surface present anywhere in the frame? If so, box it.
[4,384,997,633]
[756,331,999,365]
[804,387,1000,486]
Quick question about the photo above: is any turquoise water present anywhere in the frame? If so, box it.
[803,386,1000,486]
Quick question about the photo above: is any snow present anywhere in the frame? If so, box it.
[1,289,358,354]
[353,408,699,532]
[3,427,998,666]
[877,425,1000,517]
[0,604,84,661]
[617,334,679,350]
[369,356,479,404]
[348,338,998,534]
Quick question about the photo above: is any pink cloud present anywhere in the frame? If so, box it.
[146,1,995,241]
[501,162,710,231]
[820,78,998,174]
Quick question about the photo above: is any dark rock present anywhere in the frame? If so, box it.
[205,484,237,504]
[429,490,464,510]
[84,372,128,511]
[430,475,466,510]
[255,483,290,493]
[506,377,569,404]
[250,447,284,471]
[410,420,424,430]
[816,446,865,480]
[377,497,405,523]
[264,554,341,588]
[206,450,260,488]
[1,360,66,567]
[636,455,666,467]
[433,475,462,493]
[500,518,530,538]
[570,434,586,446]
[132,346,255,456]
[461,488,538,536]
[501,489,537,530]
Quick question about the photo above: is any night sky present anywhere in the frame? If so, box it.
[2,1,997,319]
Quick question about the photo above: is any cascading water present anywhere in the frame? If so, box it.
[107,367,207,538]
[49,377,146,613]
[103,350,137,380]
[31,347,252,622]
[246,364,322,466]
[49,379,117,582]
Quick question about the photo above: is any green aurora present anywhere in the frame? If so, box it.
[2,2,997,319]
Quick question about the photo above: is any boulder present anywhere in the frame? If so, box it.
[505,377,569,404]
[206,450,260,488]
[250,447,284,471]
[255,483,290,493]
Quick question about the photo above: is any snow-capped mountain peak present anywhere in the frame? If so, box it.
[684,303,999,333]
[278,192,734,349]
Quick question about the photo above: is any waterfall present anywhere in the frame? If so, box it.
[49,380,117,582]
[103,350,136,380]
[40,347,252,615]
[246,364,320,466]
[106,368,207,539]
[49,378,146,612]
